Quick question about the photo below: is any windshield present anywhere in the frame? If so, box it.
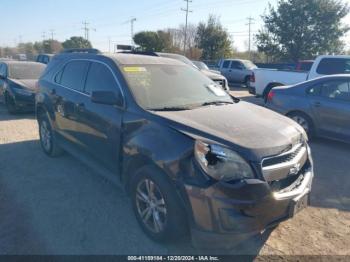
[122,64,233,110]
[9,63,46,79]
[242,60,257,70]
[192,61,209,70]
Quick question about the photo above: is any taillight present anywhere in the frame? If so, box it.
[250,73,255,83]
[267,90,275,101]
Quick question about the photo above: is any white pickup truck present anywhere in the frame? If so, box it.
[249,55,350,99]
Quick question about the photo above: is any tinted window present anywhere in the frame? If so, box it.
[231,61,243,69]
[85,62,118,94]
[320,80,350,102]
[60,61,90,91]
[222,61,231,69]
[316,58,350,75]
[308,85,321,96]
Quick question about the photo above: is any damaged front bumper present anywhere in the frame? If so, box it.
[185,168,313,249]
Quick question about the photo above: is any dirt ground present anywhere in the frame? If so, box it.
[0,89,349,256]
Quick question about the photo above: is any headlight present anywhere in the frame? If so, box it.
[13,88,33,96]
[194,141,254,182]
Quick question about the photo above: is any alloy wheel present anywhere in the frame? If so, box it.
[40,120,52,152]
[291,115,309,133]
[135,179,167,234]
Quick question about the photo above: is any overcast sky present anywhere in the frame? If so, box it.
[1,0,349,52]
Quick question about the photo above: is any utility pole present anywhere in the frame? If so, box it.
[181,0,193,55]
[246,16,255,60]
[42,31,46,41]
[82,21,96,41]
[49,29,55,41]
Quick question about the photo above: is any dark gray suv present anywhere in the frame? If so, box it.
[36,49,314,248]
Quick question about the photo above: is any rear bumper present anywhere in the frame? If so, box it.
[185,169,313,249]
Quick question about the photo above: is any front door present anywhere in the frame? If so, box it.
[74,61,124,172]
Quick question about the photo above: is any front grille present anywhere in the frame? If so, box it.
[214,79,225,88]
[261,143,308,182]
[262,144,303,168]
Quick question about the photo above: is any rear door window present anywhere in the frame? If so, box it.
[84,62,120,95]
[222,61,231,69]
[59,60,90,92]
[316,58,350,75]
[231,61,243,69]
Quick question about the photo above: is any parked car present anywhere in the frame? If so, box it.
[36,49,313,248]
[156,53,230,92]
[218,59,257,86]
[0,61,46,113]
[249,55,350,100]
[36,54,54,64]
[266,75,350,142]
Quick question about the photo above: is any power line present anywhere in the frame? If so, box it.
[181,0,193,54]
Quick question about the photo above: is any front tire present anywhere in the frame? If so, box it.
[38,113,64,157]
[130,165,188,242]
[288,112,314,138]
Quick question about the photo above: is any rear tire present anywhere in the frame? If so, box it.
[244,76,250,88]
[38,112,64,157]
[5,93,19,114]
[130,165,188,242]
[288,112,314,138]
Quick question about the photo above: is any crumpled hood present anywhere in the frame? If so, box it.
[11,79,38,92]
[153,102,305,161]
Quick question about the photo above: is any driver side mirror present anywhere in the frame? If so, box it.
[91,90,123,107]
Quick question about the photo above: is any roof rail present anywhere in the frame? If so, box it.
[60,48,101,54]
[118,51,158,57]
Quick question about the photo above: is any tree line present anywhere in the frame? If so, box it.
[0,36,92,60]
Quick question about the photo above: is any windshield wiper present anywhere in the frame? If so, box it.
[150,106,192,112]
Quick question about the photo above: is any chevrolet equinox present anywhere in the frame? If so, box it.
[36,49,314,248]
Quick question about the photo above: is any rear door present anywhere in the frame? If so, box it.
[310,79,350,139]
[74,61,124,172]
[52,60,90,144]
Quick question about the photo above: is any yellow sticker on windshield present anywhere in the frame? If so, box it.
[123,67,147,73]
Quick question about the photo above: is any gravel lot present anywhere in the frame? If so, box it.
[0,89,349,256]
